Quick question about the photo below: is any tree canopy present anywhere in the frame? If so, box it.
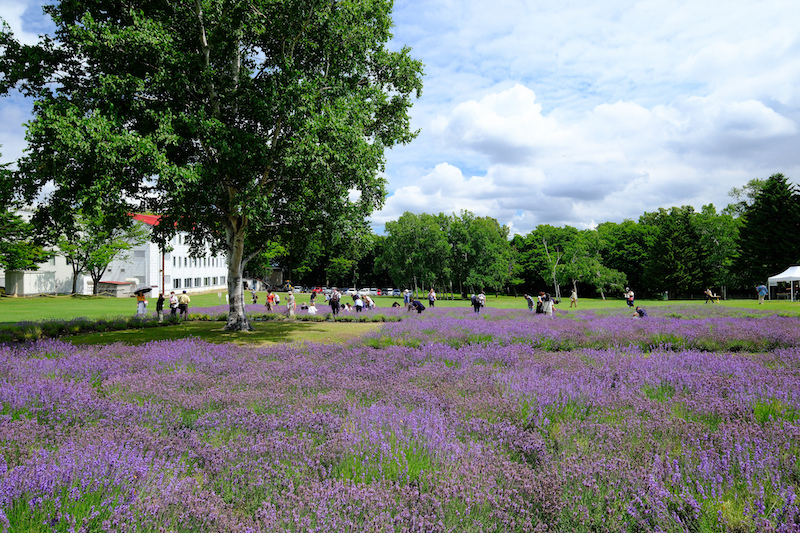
[2,0,422,329]
[734,174,800,284]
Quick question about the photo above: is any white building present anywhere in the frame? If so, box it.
[1,212,229,297]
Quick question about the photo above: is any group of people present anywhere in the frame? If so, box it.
[143,290,191,321]
[523,291,558,316]
[402,289,427,313]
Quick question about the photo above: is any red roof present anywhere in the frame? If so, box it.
[132,213,161,226]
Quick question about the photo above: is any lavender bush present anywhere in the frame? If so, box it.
[1,306,799,531]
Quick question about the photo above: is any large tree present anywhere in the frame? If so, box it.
[639,206,710,298]
[3,0,422,330]
[596,220,653,296]
[378,211,451,294]
[49,210,149,295]
[734,173,800,285]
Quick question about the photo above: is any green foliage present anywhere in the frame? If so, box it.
[0,208,53,272]
[6,0,423,331]
[735,173,800,284]
[377,210,513,295]
[639,206,711,297]
[378,211,452,291]
[752,397,800,425]
[51,210,149,294]
[596,220,655,295]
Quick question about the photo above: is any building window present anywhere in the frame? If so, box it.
[174,278,181,289]
[185,278,192,288]
[203,277,209,286]
[184,257,187,267]
[173,256,176,268]
[220,276,226,284]
[212,277,218,285]
[195,277,201,287]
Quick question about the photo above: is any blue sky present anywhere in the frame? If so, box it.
[3,0,800,234]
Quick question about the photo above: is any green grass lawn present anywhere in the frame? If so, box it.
[2,290,798,324]
[67,319,382,346]
[3,290,799,347]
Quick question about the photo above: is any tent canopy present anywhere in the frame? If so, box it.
[767,265,800,301]
[767,265,800,285]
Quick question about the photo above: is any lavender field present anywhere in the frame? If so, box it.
[1,306,800,532]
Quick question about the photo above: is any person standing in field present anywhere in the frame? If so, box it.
[178,290,191,320]
[756,283,768,304]
[624,287,635,307]
[472,291,486,313]
[286,291,296,317]
[570,288,578,308]
[266,290,275,311]
[156,292,165,322]
[330,288,341,315]
[428,288,436,308]
[136,291,148,315]
[542,293,556,317]
[169,291,179,316]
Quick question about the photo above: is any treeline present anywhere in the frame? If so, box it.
[279,173,800,299]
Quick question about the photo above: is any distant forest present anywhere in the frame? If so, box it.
[276,173,800,299]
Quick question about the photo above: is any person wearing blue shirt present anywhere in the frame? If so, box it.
[756,284,768,304]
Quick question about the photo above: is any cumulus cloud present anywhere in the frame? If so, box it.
[375,0,800,234]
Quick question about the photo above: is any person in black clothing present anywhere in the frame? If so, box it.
[410,300,426,313]
[635,306,648,318]
[156,292,165,322]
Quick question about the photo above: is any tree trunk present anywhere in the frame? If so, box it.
[224,225,253,331]
[71,267,78,295]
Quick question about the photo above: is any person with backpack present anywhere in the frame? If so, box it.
[330,288,341,315]
[541,292,556,317]
[472,291,485,313]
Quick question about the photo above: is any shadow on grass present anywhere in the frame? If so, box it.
[68,319,382,346]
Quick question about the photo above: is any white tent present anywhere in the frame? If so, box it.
[767,265,800,301]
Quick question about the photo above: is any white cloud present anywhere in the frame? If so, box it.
[0,1,49,46]
[4,0,800,236]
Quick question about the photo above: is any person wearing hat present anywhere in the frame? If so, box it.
[178,290,191,320]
